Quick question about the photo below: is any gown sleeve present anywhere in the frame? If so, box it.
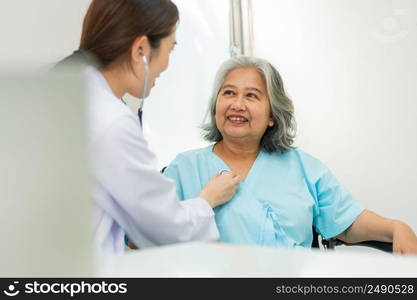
[312,163,365,239]
[162,158,186,201]
[163,152,205,202]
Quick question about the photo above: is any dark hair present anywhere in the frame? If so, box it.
[78,0,179,69]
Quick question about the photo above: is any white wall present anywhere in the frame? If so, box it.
[252,0,417,231]
[0,0,90,71]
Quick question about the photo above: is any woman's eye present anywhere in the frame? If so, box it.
[223,90,235,96]
[247,93,258,99]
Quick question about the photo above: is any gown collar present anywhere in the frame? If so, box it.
[207,143,265,186]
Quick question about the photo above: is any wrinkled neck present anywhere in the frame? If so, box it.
[215,139,260,161]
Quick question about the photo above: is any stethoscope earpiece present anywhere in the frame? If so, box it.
[142,55,148,64]
[139,51,149,108]
[138,49,148,64]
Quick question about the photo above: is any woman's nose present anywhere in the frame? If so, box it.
[231,96,245,111]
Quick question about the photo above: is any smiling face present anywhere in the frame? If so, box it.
[215,67,274,145]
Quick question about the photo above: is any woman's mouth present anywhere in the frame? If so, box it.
[227,116,248,124]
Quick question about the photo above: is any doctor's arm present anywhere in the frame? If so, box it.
[94,115,239,248]
[336,209,417,255]
[127,171,239,250]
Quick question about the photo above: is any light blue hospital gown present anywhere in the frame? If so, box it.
[164,144,364,248]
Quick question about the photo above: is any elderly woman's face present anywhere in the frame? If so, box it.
[215,67,274,145]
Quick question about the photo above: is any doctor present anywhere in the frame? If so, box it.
[60,0,240,254]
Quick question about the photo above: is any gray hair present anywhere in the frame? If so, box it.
[202,56,296,153]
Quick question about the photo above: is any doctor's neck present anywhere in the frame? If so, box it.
[101,68,128,100]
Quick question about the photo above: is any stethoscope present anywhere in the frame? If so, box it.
[137,54,149,126]
[139,54,149,112]
[119,52,149,127]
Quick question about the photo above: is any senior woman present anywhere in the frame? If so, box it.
[163,56,417,254]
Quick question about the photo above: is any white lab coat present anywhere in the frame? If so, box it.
[85,66,218,254]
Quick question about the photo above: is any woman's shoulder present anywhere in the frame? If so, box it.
[173,144,213,162]
[269,148,329,172]
[292,148,323,164]
[165,145,213,176]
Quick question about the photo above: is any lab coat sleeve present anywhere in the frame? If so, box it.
[91,114,219,248]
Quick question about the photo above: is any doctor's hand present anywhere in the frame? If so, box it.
[198,171,240,208]
[392,221,417,255]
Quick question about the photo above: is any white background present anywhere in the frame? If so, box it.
[1,0,416,237]
[0,0,90,71]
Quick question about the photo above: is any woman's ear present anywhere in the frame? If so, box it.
[131,36,151,63]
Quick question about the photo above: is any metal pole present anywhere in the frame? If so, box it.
[229,0,254,57]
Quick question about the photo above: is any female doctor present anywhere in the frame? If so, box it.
[59,0,240,254]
